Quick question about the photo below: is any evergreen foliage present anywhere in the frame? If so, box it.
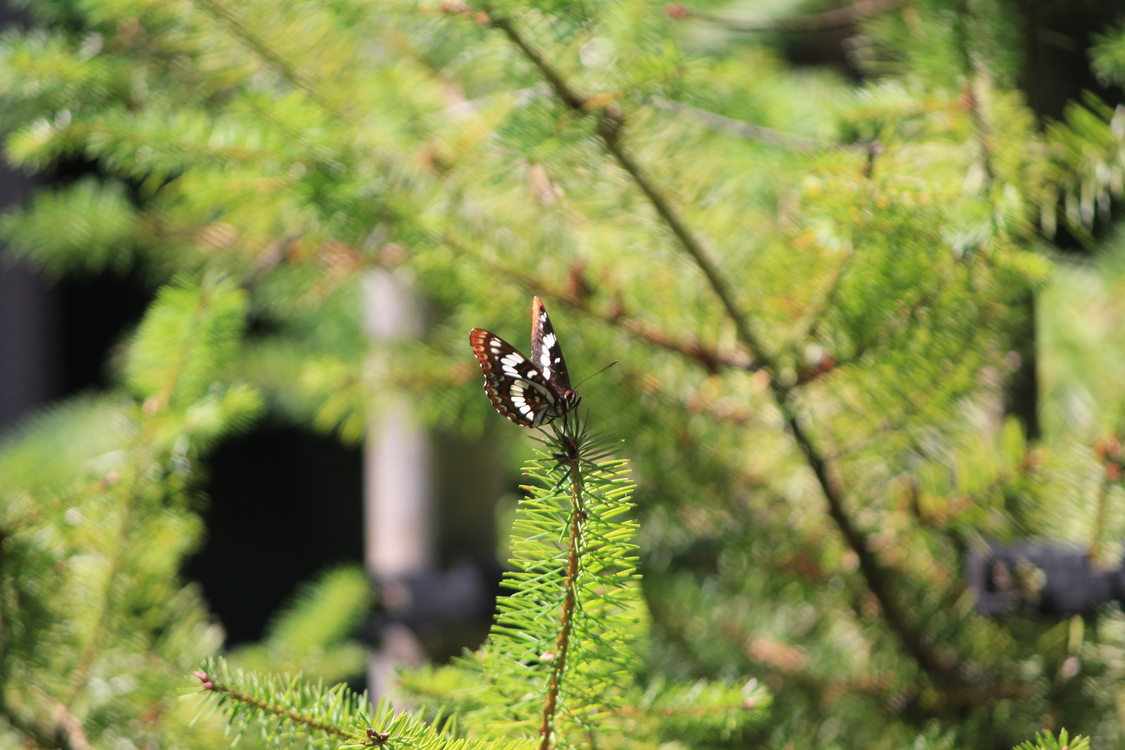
[0,279,257,749]
[1,0,1124,748]
[454,425,643,739]
[1012,729,1090,750]
[232,566,374,679]
[194,657,530,750]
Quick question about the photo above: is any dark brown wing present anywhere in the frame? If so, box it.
[470,327,560,427]
[530,296,572,396]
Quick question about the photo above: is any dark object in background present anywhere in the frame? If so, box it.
[368,560,501,661]
[969,541,1125,616]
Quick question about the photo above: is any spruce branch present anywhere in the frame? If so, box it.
[194,668,357,741]
[192,0,763,388]
[194,659,539,749]
[482,6,976,694]
[455,419,639,748]
[536,438,584,750]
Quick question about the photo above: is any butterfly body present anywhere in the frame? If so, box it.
[470,297,580,428]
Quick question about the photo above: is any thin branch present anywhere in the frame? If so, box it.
[653,98,870,155]
[444,234,758,373]
[625,371,770,428]
[671,0,912,33]
[484,7,975,692]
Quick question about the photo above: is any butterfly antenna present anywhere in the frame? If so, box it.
[574,360,619,389]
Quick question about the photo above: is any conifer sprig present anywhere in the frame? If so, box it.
[193,663,362,743]
[455,419,639,749]
[193,658,532,750]
[1012,728,1090,750]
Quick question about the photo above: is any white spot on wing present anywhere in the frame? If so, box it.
[500,352,525,377]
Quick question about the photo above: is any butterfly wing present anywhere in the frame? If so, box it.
[470,328,560,427]
[530,296,573,396]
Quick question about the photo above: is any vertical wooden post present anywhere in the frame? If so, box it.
[362,270,432,702]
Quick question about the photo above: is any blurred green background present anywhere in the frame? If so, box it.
[1,0,1124,748]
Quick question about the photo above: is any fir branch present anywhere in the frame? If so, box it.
[1013,729,1090,750]
[482,7,975,695]
[194,669,356,740]
[455,422,639,747]
[188,2,761,384]
[196,0,754,394]
[537,451,584,750]
[195,659,539,749]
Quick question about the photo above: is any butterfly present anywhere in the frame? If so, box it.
[469,297,581,428]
